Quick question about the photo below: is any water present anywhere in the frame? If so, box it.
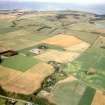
[0,1,105,14]
[96,23,105,29]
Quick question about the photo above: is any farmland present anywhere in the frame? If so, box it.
[91,90,105,105]
[47,79,95,105]
[67,36,105,90]
[2,63,53,95]
[0,10,105,105]
[1,54,39,72]
[35,49,80,63]
[41,34,82,47]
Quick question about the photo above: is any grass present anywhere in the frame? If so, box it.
[78,86,96,105]
[47,44,65,51]
[51,80,95,105]
[51,80,87,105]
[68,36,105,90]
[19,43,65,57]
[66,30,98,44]
[1,54,39,72]
[0,98,5,105]
[0,20,18,34]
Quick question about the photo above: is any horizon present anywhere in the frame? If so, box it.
[0,0,105,14]
[1,0,105,5]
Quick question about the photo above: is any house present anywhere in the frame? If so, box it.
[30,48,42,55]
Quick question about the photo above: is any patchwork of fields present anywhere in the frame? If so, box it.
[46,78,95,105]
[0,63,53,95]
[0,10,105,105]
[0,34,91,97]
[67,36,105,90]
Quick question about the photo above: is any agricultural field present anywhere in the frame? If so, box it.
[67,36,105,90]
[2,63,53,95]
[0,10,105,105]
[0,98,5,105]
[91,90,105,105]
[1,54,39,72]
[0,63,53,95]
[35,34,90,63]
[45,78,95,105]
[35,49,80,63]
[41,34,82,47]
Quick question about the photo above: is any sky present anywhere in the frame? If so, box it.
[1,0,105,5]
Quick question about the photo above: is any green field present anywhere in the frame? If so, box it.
[0,19,19,34]
[1,54,39,72]
[67,36,105,90]
[0,98,5,105]
[66,30,98,44]
[78,86,96,105]
[19,43,65,57]
[51,80,95,105]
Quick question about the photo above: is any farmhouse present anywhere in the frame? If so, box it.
[29,48,42,55]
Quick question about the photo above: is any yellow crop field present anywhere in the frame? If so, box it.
[2,63,54,95]
[41,34,82,47]
[35,50,80,63]
[91,90,105,105]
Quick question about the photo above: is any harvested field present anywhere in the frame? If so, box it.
[41,34,82,47]
[95,29,105,34]
[0,14,17,20]
[66,42,90,52]
[35,49,80,63]
[2,63,54,95]
[91,90,105,105]
[0,44,10,53]
[0,65,22,86]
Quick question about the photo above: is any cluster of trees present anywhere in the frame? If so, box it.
[38,43,48,49]
[42,61,67,92]
[0,56,2,63]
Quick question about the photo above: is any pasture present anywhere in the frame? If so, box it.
[19,43,65,57]
[68,36,105,90]
[0,29,53,50]
[49,79,95,105]
[1,54,39,72]
[66,30,98,44]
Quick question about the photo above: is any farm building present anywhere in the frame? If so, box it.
[30,48,43,55]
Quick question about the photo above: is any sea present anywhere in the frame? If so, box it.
[0,1,105,15]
